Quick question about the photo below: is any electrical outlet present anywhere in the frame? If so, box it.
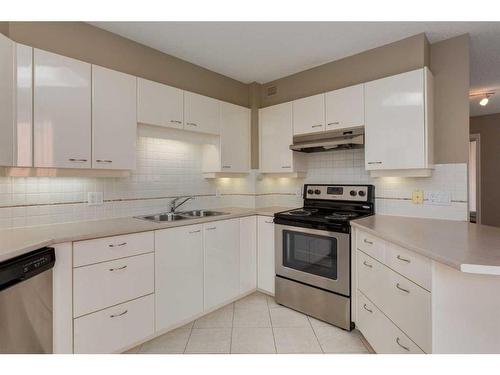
[296,188,303,197]
[87,192,103,206]
[215,188,221,198]
[412,189,424,204]
[427,191,452,206]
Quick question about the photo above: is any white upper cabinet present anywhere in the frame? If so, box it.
[0,34,14,167]
[259,102,305,174]
[292,93,326,135]
[325,84,364,131]
[34,49,91,168]
[364,68,434,176]
[92,65,137,170]
[137,78,184,130]
[184,91,220,135]
[219,102,250,172]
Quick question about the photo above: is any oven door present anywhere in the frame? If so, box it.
[275,224,350,296]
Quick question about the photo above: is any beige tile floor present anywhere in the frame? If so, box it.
[126,292,371,354]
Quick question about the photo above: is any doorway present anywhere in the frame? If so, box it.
[469,134,481,223]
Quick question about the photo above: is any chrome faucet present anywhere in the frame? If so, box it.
[169,196,195,213]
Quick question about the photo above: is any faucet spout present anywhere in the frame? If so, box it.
[169,196,195,213]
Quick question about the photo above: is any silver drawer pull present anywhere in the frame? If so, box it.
[189,230,201,234]
[109,265,127,272]
[281,165,291,169]
[96,159,112,163]
[170,120,182,124]
[396,337,410,351]
[367,161,382,165]
[222,165,231,169]
[328,122,340,125]
[311,124,323,128]
[110,310,128,318]
[363,238,373,245]
[108,242,127,248]
[206,227,216,231]
[396,283,410,293]
[397,255,411,263]
[186,122,197,126]
[265,220,273,224]
[69,158,87,162]
[363,260,372,268]
[363,304,373,313]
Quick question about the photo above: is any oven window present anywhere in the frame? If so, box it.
[282,230,338,280]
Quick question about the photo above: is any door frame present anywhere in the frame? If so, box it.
[470,133,481,224]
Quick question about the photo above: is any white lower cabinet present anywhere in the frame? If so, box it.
[74,294,154,354]
[239,216,257,294]
[155,224,204,332]
[257,216,275,294]
[204,218,240,310]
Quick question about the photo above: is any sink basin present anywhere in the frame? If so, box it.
[136,213,187,223]
[178,210,228,218]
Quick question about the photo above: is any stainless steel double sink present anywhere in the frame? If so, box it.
[136,210,229,223]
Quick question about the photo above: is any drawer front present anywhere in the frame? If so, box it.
[74,294,154,354]
[385,242,432,291]
[356,230,385,262]
[357,291,424,354]
[74,253,154,317]
[357,250,431,353]
[73,231,154,267]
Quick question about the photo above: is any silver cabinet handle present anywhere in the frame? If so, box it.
[396,283,410,293]
[367,161,382,165]
[69,158,88,162]
[170,120,182,124]
[363,238,373,245]
[396,337,410,351]
[222,165,231,169]
[110,310,128,318]
[108,242,127,248]
[363,304,373,313]
[363,260,372,268]
[186,122,198,127]
[109,265,127,271]
[327,121,340,125]
[206,227,216,231]
[397,255,411,263]
[265,220,273,224]
[311,124,323,128]
[96,159,112,163]
[189,229,201,234]
[281,165,291,169]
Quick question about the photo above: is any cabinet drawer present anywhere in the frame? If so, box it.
[74,294,154,354]
[73,231,154,267]
[357,291,424,354]
[356,230,385,262]
[74,253,154,317]
[357,250,431,353]
[385,242,432,291]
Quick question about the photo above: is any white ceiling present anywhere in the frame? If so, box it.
[89,21,500,116]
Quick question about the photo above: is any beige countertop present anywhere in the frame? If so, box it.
[0,206,293,263]
[351,215,500,275]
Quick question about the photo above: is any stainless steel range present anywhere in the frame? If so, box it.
[274,184,375,331]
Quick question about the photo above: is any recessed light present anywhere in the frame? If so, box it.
[479,96,489,106]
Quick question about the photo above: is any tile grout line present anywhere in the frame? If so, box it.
[307,316,325,354]
[229,302,235,354]
[183,322,195,354]
[266,295,278,354]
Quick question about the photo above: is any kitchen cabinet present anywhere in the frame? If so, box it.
[259,102,306,174]
[92,65,137,170]
[137,78,184,130]
[325,84,364,131]
[0,35,33,167]
[184,91,220,135]
[34,49,92,168]
[364,68,434,177]
[155,224,204,332]
[204,218,240,310]
[240,216,257,294]
[257,216,275,294]
[292,93,326,135]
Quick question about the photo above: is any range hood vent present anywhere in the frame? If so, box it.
[290,127,364,153]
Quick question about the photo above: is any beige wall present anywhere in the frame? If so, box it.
[3,22,250,107]
[260,33,429,107]
[430,34,470,164]
[470,113,500,227]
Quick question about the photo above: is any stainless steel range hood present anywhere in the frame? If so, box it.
[290,127,364,153]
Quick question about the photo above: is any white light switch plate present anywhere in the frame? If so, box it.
[427,191,452,206]
[87,192,103,206]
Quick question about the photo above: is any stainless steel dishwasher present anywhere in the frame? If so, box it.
[0,247,55,353]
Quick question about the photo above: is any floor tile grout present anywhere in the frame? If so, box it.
[266,294,278,354]
[307,316,325,354]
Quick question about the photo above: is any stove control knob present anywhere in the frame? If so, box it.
[358,190,366,197]
[350,190,357,196]
[307,189,314,195]
[314,189,321,195]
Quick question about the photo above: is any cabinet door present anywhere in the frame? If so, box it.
[257,216,275,294]
[220,102,250,172]
[365,69,426,170]
[34,49,91,168]
[325,84,364,131]
[204,219,240,310]
[240,216,257,294]
[184,91,220,135]
[0,34,14,167]
[292,93,325,135]
[259,102,294,173]
[155,225,204,331]
[92,65,136,170]
[137,78,184,129]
